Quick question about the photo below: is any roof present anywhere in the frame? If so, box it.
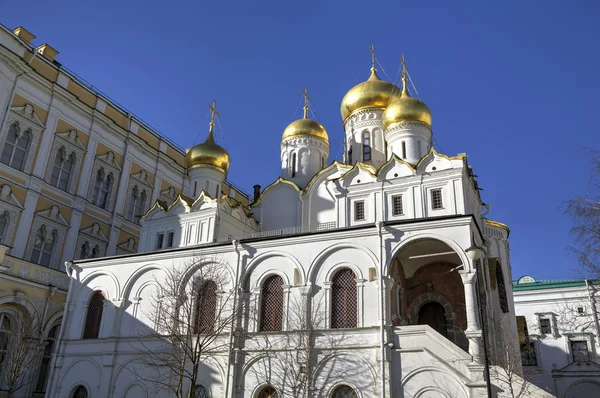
[512,275,600,291]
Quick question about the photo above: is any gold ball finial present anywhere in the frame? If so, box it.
[282,88,329,142]
[186,100,230,173]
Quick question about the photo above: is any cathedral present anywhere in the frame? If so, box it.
[44,51,547,398]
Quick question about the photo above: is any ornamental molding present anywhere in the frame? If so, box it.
[10,103,45,128]
[384,120,432,133]
[281,135,330,148]
[35,205,70,228]
[129,169,154,189]
[0,184,24,209]
[96,151,122,171]
[80,223,109,242]
[117,238,138,254]
[54,129,87,151]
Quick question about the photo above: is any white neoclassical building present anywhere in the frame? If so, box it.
[513,276,600,397]
[45,57,552,398]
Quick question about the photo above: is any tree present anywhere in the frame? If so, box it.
[565,149,600,278]
[129,255,238,398]
[0,309,42,397]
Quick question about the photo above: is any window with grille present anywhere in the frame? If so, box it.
[72,386,89,398]
[194,280,217,334]
[431,189,443,210]
[331,268,357,329]
[30,225,57,267]
[257,386,278,398]
[354,201,365,221]
[35,323,60,392]
[50,147,75,191]
[166,231,175,248]
[91,168,113,209]
[259,275,284,332]
[363,132,371,161]
[0,211,8,243]
[155,233,165,250]
[540,318,552,334]
[332,385,358,398]
[83,291,104,339]
[520,341,537,366]
[571,340,590,362]
[496,264,509,313]
[392,195,403,216]
[1,122,31,171]
[0,313,13,366]
[194,385,210,398]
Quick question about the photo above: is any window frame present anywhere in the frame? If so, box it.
[354,200,366,222]
[391,195,404,217]
[430,188,444,210]
[83,291,105,339]
[362,131,371,161]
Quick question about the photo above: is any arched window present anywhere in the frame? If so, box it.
[0,313,13,365]
[194,384,210,398]
[348,138,353,164]
[331,385,358,398]
[50,147,75,191]
[0,210,9,243]
[331,268,357,329]
[35,323,60,392]
[193,181,198,197]
[321,156,326,169]
[258,386,278,398]
[91,245,100,259]
[417,302,448,338]
[496,264,509,313]
[83,291,104,339]
[194,280,218,334]
[291,153,297,178]
[259,275,284,332]
[92,168,113,209]
[30,225,57,267]
[401,141,407,159]
[127,185,139,221]
[80,241,90,259]
[362,132,371,161]
[71,385,88,398]
[1,122,30,171]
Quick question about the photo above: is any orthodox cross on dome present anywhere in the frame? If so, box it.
[302,86,310,119]
[206,99,219,140]
[400,53,408,79]
[370,43,376,69]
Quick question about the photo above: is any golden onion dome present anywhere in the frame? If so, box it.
[186,128,230,173]
[340,67,402,122]
[282,106,329,142]
[382,76,432,130]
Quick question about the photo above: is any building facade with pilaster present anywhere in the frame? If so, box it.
[0,24,248,397]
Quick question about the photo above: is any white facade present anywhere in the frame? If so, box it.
[513,277,600,397]
[43,60,555,398]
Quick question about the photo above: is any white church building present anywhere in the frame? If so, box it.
[46,57,551,398]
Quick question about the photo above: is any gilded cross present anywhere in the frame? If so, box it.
[208,100,219,126]
[370,43,376,68]
[400,53,408,78]
[303,86,310,118]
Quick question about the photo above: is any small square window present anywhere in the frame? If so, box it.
[354,201,365,221]
[392,195,403,216]
[540,318,552,334]
[155,233,164,250]
[571,340,590,362]
[166,231,174,248]
[577,307,585,315]
[431,189,443,210]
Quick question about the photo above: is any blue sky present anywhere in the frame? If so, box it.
[2,0,599,280]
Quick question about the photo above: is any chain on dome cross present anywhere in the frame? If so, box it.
[208,100,219,126]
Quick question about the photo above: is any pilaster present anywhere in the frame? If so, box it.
[32,113,59,179]
[114,157,132,216]
[106,218,121,256]
[11,189,39,257]
[60,199,85,269]
[77,136,98,197]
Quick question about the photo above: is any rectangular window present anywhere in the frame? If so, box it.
[354,201,365,221]
[577,307,585,315]
[431,189,443,210]
[520,341,538,366]
[540,318,552,334]
[155,233,164,250]
[392,195,404,216]
[571,340,590,362]
[166,231,174,248]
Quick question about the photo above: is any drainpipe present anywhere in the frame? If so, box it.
[376,221,386,398]
[585,280,600,339]
[225,240,242,398]
[46,261,76,398]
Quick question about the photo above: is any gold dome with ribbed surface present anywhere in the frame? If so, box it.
[382,77,432,129]
[340,67,401,122]
[282,106,329,142]
[186,128,230,173]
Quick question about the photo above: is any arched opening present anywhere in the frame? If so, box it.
[257,385,278,398]
[389,238,469,351]
[71,385,88,398]
[331,385,358,398]
[418,302,448,337]
[194,384,210,398]
[83,291,105,339]
[331,268,357,329]
[362,131,371,161]
[259,275,284,332]
[194,280,218,334]
[291,153,297,178]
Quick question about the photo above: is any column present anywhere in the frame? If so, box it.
[32,113,59,179]
[379,276,393,326]
[356,278,367,327]
[77,136,98,197]
[60,200,84,269]
[460,270,483,361]
[11,190,39,258]
[323,281,332,329]
[282,284,292,331]
[106,220,121,256]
